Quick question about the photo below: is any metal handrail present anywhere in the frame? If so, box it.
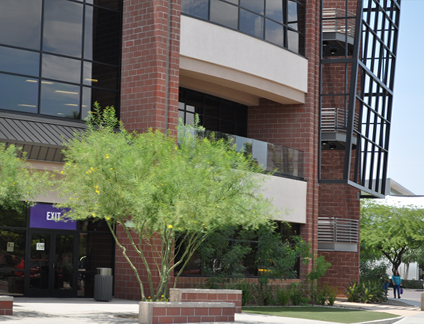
[203,130,304,179]
[322,8,355,38]
[321,107,359,132]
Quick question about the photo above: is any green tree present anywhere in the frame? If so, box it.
[0,143,52,212]
[56,104,276,300]
[361,200,424,272]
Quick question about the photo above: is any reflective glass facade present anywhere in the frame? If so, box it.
[179,88,248,137]
[181,0,305,55]
[0,0,122,120]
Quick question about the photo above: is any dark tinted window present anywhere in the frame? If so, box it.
[181,0,305,55]
[240,9,264,38]
[43,0,83,58]
[179,88,248,137]
[40,82,81,118]
[240,0,264,14]
[42,54,81,84]
[0,0,42,50]
[0,0,122,120]
[0,230,26,269]
[210,0,238,29]
[84,6,121,65]
[266,0,283,23]
[0,74,38,114]
[87,0,122,11]
[83,62,119,90]
[0,47,40,77]
[0,206,27,228]
[266,19,284,47]
[181,0,209,20]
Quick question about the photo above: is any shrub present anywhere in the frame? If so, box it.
[232,280,255,306]
[327,286,338,306]
[276,286,291,305]
[290,283,309,305]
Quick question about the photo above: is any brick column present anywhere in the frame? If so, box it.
[120,0,181,134]
[247,0,321,279]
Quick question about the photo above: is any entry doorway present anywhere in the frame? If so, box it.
[25,230,78,297]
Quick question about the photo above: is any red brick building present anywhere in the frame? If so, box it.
[0,0,400,298]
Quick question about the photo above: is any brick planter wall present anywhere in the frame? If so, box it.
[0,296,13,316]
[169,288,242,313]
[139,301,235,324]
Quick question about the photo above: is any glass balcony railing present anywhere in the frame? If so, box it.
[203,130,304,179]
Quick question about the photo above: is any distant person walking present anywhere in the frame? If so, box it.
[392,270,402,298]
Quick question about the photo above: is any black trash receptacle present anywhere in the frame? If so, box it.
[94,267,113,301]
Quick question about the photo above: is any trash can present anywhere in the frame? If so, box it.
[94,267,113,301]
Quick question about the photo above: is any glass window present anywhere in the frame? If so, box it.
[83,62,119,90]
[86,0,122,11]
[186,91,203,114]
[240,9,264,38]
[0,271,24,295]
[181,0,304,55]
[84,6,121,65]
[288,1,298,24]
[266,19,285,47]
[181,0,209,20]
[240,0,264,14]
[210,0,238,30]
[0,206,27,228]
[288,30,299,53]
[82,87,119,119]
[266,0,283,23]
[0,74,38,114]
[42,54,81,84]
[40,81,80,119]
[204,95,220,118]
[0,229,26,269]
[0,0,42,50]
[0,47,40,77]
[43,0,83,58]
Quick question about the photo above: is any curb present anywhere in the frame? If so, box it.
[356,316,404,324]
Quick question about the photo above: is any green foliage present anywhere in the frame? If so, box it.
[327,286,338,306]
[402,280,424,289]
[305,255,332,282]
[345,281,359,302]
[255,283,275,306]
[360,260,390,282]
[197,222,309,284]
[231,280,255,306]
[276,286,291,306]
[56,103,276,300]
[361,200,424,271]
[290,283,309,305]
[0,143,52,212]
[345,280,386,303]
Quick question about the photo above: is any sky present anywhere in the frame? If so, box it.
[387,0,424,195]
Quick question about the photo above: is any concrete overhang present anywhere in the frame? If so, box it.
[180,16,308,106]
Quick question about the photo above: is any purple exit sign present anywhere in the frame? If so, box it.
[30,204,76,230]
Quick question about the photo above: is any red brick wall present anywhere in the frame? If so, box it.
[247,0,322,279]
[318,150,361,290]
[120,0,181,134]
[149,304,235,324]
[114,225,172,300]
[0,300,13,316]
[169,288,242,313]
[115,0,181,300]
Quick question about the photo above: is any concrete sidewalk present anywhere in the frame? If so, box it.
[1,289,423,324]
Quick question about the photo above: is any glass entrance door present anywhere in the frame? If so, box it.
[26,231,77,297]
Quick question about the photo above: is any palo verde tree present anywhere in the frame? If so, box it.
[56,103,276,300]
[0,143,52,212]
[361,200,424,272]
